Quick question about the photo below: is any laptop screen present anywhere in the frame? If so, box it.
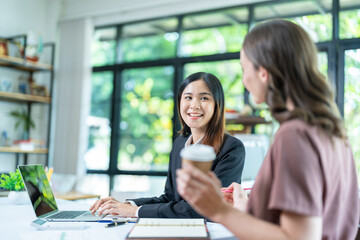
[18,165,58,217]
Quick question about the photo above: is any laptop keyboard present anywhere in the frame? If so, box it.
[50,211,86,219]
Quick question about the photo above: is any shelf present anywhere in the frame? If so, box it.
[0,91,51,103]
[0,38,54,168]
[226,116,272,135]
[0,146,48,154]
[226,116,271,126]
[0,55,52,72]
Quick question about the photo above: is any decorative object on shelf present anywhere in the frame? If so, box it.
[0,169,28,205]
[0,77,12,92]
[28,76,49,97]
[6,40,22,58]
[225,109,240,120]
[9,109,35,140]
[13,139,35,151]
[0,39,8,56]
[225,105,271,135]
[225,104,253,120]
[30,82,49,97]
[0,131,10,146]
[16,32,43,62]
[18,76,30,94]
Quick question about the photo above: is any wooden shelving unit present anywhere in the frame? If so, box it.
[0,55,52,71]
[226,116,271,134]
[0,35,55,169]
[0,91,51,103]
[0,146,48,154]
[226,116,271,125]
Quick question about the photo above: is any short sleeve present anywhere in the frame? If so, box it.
[268,127,323,217]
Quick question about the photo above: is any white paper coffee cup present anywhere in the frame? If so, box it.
[180,144,216,172]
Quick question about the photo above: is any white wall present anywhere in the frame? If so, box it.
[0,0,61,172]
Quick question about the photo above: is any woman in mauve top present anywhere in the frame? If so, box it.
[176,19,359,240]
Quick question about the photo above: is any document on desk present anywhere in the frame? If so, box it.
[20,228,124,240]
[126,218,210,239]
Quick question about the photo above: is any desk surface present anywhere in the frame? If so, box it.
[0,197,235,240]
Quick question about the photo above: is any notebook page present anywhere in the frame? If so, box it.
[128,218,208,238]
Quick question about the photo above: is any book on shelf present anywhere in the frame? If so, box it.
[12,139,46,151]
[126,218,210,240]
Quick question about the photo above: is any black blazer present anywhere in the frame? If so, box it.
[129,134,245,218]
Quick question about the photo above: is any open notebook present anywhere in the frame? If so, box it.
[127,218,210,239]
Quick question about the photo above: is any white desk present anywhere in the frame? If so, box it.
[0,198,236,240]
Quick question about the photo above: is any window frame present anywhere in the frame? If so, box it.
[88,0,360,191]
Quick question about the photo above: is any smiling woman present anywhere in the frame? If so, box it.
[89,72,245,218]
[179,78,215,147]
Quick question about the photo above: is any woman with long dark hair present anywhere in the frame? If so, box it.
[90,72,245,218]
[177,20,359,239]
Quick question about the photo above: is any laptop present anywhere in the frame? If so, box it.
[18,164,105,222]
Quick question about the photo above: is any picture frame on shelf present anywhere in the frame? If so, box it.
[7,41,22,58]
[0,39,8,56]
[30,82,49,97]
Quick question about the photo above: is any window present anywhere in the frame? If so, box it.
[184,60,244,111]
[290,14,332,42]
[181,8,248,57]
[340,0,360,39]
[91,28,117,67]
[344,49,360,181]
[254,1,333,42]
[339,9,360,39]
[118,66,174,171]
[87,0,360,193]
[318,51,329,79]
[121,18,178,62]
[85,71,113,170]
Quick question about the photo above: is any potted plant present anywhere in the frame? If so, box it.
[9,109,35,140]
[0,169,28,204]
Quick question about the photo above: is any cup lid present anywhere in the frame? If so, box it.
[180,144,216,162]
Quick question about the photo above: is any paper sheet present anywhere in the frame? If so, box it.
[127,218,208,239]
[20,228,122,240]
[206,222,234,239]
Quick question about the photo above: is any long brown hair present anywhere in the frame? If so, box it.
[242,19,346,140]
[177,72,225,154]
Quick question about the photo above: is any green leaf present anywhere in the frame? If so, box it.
[9,109,36,132]
[0,170,24,191]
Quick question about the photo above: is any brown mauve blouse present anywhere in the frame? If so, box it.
[247,119,359,240]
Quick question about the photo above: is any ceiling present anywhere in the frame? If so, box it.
[93,0,360,40]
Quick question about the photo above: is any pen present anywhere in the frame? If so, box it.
[112,217,138,223]
[105,221,126,228]
[98,220,113,223]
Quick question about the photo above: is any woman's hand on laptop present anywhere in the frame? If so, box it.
[98,201,138,217]
[90,197,138,217]
[90,196,116,214]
